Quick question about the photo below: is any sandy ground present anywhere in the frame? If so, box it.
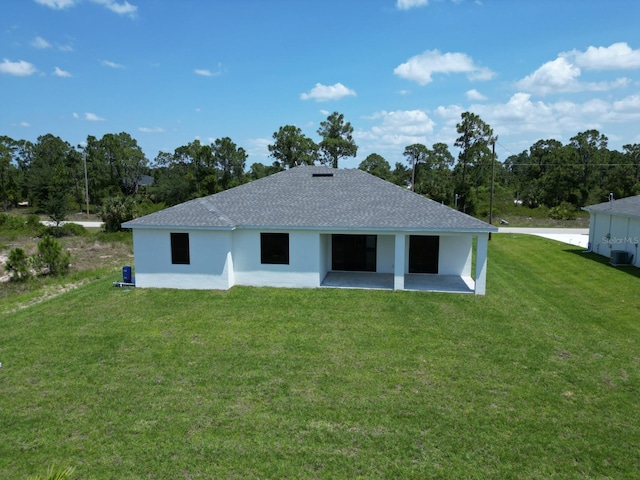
[0,252,9,282]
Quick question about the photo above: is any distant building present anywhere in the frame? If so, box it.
[583,195,640,267]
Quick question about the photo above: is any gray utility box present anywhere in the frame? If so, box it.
[610,250,631,266]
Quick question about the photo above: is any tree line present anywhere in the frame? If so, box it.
[1,110,639,226]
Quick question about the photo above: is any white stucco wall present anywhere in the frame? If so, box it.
[132,228,233,289]
[130,227,485,292]
[439,234,473,276]
[319,234,330,281]
[232,229,321,288]
[377,235,395,273]
[589,212,640,266]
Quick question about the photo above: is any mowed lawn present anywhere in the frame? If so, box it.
[1,235,638,479]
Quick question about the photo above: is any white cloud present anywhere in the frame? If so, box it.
[516,56,631,96]
[565,42,640,70]
[300,82,357,102]
[358,109,435,148]
[613,93,640,113]
[35,0,137,16]
[394,49,495,85]
[516,57,580,95]
[247,138,271,162]
[397,0,428,10]
[53,66,72,77]
[0,59,37,76]
[139,127,165,133]
[466,89,487,101]
[73,112,80,119]
[194,69,215,77]
[85,112,106,121]
[35,0,76,9]
[437,92,640,147]
[20,122,31,127]
[91,0,137,16]
[31,36,51,49]
[101,60,124,69]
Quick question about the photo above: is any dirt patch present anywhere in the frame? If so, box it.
[5,280,91,313]
[0,252,9,282]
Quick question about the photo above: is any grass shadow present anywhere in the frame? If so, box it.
[563,246,640,279]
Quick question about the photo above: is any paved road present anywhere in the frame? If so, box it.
[41,220,104,228]
[498,227,589,248]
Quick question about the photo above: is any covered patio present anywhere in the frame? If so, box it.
[321,271,475,294]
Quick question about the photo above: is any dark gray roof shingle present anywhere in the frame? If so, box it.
[583,195,640,219]
[123,166,496,232]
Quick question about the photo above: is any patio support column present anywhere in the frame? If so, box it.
[394,234,405,290]
[475,233,489,295]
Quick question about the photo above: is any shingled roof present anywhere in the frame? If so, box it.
[583,195,640,220]
[123,166,496,232]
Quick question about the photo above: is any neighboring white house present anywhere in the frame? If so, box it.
[123,166,498,294]
[583,195,640,267]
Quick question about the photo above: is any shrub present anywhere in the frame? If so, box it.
[58,222,88,237]
[549,202,577,220]
[5,247,32,281]
[33,234,70,276]
[25,214,44,229]
[0,213,25,230]
[27,465,75,480]
[100,196,137,232]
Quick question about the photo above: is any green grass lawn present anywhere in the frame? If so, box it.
[1,235,639,479]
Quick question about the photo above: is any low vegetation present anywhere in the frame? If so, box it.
[1,235,638,478]
[0,214,133,301]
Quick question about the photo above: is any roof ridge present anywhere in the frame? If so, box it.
[198,196,236,226]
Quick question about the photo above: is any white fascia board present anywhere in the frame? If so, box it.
[237,225,498,234]
[123,224,236,231]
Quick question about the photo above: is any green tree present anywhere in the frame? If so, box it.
[391,162,411,188]
[453,112,495,213]
[100,196,138,232]
[358,153,391,180]
[317,112,357,168]
[149,151,193,206]
[569,130,608,205]
[622,144,640,195]
[28,134,76,222]
[173,139,217,196]
[268,125,318,169]
[89,132,149,197]
[415,143,454,203]
[211,137,247,190]
[249,162,281,180]
[33,234,70,276]
[5,247,31,281]
[403,144,430,191]
[538,144,582,207]
[0,136,21,211]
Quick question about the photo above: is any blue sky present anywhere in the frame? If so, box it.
[2,0,640,169]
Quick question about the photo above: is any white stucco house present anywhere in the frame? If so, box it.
[583,195,640,267]
[123,166,498,294]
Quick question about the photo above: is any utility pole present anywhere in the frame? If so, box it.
[411,154,416,192]
[489,140,496,240]
[83,149,90,217]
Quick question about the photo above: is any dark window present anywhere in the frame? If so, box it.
[261,233,289,264]
[332,234,377,272]
[409,235,439,274]
[171,232,190,265]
